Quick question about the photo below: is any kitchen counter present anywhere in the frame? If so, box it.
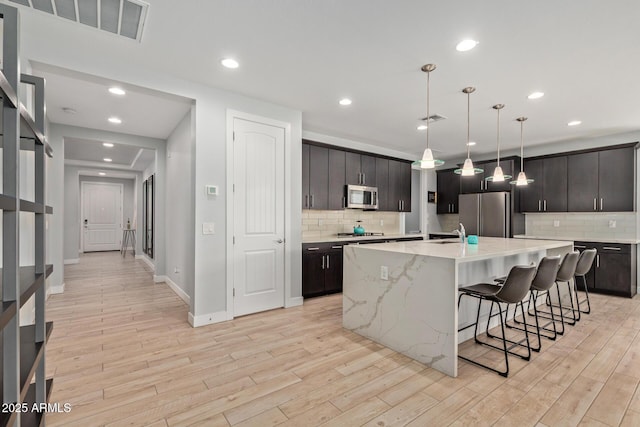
[342,237,573,377]
[514,234,640,244]
[302,233,425,244]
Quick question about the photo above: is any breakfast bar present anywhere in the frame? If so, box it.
[342,237,573,377]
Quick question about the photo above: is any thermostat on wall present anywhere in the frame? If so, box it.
[205,185,218,196]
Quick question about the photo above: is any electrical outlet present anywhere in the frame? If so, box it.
[609,220,617,228]
[553,220,560,228]
[380,266,389,280]
[380,219,384,227]
[174,267,179,274]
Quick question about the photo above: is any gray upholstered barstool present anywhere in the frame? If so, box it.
[573,248,597,319]
[507,256,561,350]
[458,264,537,377]
[538,251,580,334]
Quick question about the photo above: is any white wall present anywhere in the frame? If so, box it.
[165,109,195,306]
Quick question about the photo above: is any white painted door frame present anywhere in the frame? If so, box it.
[226,110,292,319]
[80,181,124,253]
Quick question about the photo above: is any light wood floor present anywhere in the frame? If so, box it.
[46,252,640,426]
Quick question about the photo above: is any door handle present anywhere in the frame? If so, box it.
[603,246,621,251]
[276,239,284,244]
[321,255,325,269]
[305,195,308,208]
[593,198,597,211]
[543,200,547,211]
[361,173,365,185]
[596,254,600,268]
[310,194,314,208]
[326,255,330,269]
[538,200,541,212]
[398,200,402,211]
[600,198,603,211]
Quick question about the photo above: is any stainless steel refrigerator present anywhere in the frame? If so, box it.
[459,192,511,237]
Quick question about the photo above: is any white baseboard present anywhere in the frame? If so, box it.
[153,275,166,283]
[50,283,65,295]
[164,276,190,305]
[138,255,155,271]
[64,258,79,265]
[188,310,231,327]
[286,297,304,308]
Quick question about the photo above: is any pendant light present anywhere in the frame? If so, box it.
[485,104,512,182]
[415,64,444,169]
[454,87,483,176]
[510,116,534,185]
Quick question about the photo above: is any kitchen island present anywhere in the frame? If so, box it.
[342,237,573,377]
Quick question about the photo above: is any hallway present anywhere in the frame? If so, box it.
[45,252,640,426]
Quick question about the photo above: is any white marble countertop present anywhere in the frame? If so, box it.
[302,233,425,244]
[513,234,640,244]
[348,236,572,262]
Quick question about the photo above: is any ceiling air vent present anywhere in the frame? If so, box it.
[9,0,149,42]
[421,114,447,123]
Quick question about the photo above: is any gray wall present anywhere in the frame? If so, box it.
[63,167,138,260]
[165,109,195,304]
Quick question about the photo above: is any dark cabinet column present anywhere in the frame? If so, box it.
[542,156,568,212]
[302,248,327,297]
[519,158,543,212]
[375,158,390,211]
[308,145,329,210]
[567,152,598,212]
[360,155,377,187]
[324,247,344,293]
[328,149,346,210]
[345,152,362,185]
[388,159,411,211]
[302,143,310,209]
[598,147,634,212]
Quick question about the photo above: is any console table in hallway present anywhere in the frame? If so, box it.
[121,229,136,257]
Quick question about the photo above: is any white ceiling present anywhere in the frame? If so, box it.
[11,0,640,160]
[64,136,155,172]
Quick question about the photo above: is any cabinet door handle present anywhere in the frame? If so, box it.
[310,194,314,208]
[331,245,342,249]
[321,255,325,269]
[326,255,330,269]
[543,200,547,211]
[398,200,402,211]
[596,254,600,268]
[362,173,365,185]
[603,246,621,251]
[305,195,309,208]
[600,198,603,211]
[342,196,346,208]
[307,247,320,251]
[593,198,597,211]
[538,200,541,211]
[574,245,586,249]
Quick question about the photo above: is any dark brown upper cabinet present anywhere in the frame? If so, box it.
[436,169,460,214]
[346,152,377,187]
[568,147,634,212]
[388,159,411,212]
[519,156,568,212]
[302,144,329,210]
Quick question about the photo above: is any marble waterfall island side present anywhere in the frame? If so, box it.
[342,237,573,377]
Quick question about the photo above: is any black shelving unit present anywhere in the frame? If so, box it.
[1,4,54,426]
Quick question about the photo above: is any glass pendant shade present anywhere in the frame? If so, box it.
[485,104,512,182]
[414,64,444,169]
[510,116,535,186]
[454,87,483,175]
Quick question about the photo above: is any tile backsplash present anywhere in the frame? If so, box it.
[302,210,402,238]
[525,212,637,240]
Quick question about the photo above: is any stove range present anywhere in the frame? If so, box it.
[336,232,385,237]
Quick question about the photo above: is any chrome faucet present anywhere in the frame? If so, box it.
[453,223,466,243]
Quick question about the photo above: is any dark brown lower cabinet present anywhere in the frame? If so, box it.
[574,241,637,298]
[302,243,344,297]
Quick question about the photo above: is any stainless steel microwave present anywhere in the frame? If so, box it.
[346,185,378,210]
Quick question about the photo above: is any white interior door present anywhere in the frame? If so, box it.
[82,182,123,252]
[233,118,285,316]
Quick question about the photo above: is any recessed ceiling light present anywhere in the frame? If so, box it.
[466,141,477,146]
[221,58,239,69]
[568,120,582,126]
[339,98,352,106]
[456,39,478,52]
[62,107,77,114]
[99,172,106,176]
[108,117,122,124]
[528,91,544,100]
[108,87,126,96]
[103,158,113,162]
[103,142,114,148]
[417,125,428,131]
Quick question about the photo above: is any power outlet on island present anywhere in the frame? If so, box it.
[380,265,389,280]
[553,220,560,228]
[609,220,617,228]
